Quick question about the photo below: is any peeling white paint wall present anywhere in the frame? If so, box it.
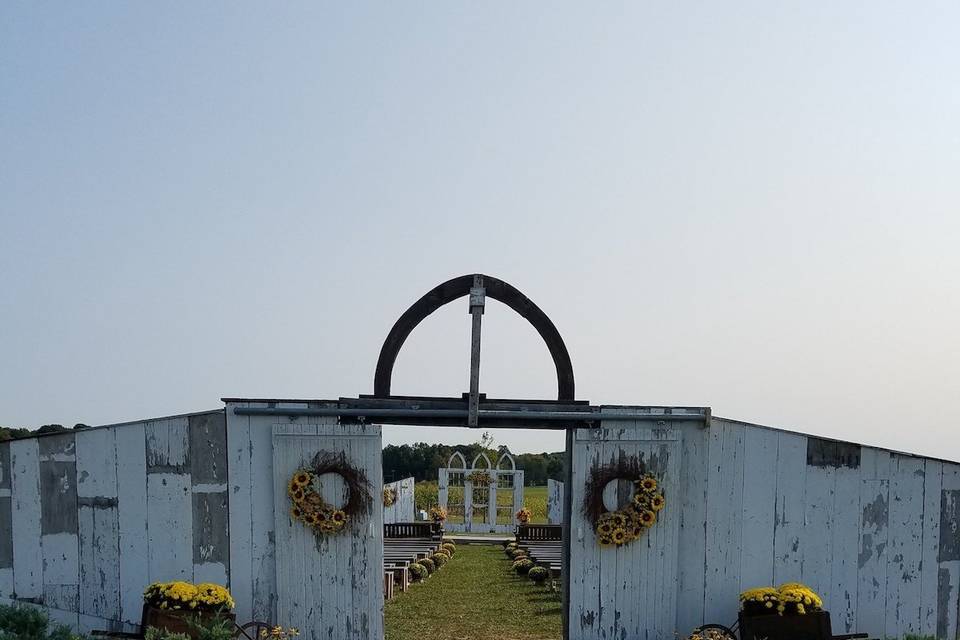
[1,411,229,634]
[225,401,384,640]
[5,401,959,640]
[675,417,960,640]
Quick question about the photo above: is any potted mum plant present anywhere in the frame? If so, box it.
[142,582,235,638]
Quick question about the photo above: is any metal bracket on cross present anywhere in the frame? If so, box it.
[467,275,485,427]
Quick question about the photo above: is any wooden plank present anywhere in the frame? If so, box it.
[938,465,960,640]
[885,454,925,638]
[0,441,12,598]
[10,437,43,598]
[225,402,254,621]
[115,421,149,624]
[191,412,230,585]
[547,479,564,524]
[676,423,707,636]
[801,464,835,595]
[920,460,943,637]
[829,464,861,633]
[739,427,778,590]
[773,431,807,585]
[569,427,600,639]
[76,427,121,621]
[38,433,79,612]
[704,420,745,621]
[856,477,889,637]
[146,418,193,582]
[249,411,277,621]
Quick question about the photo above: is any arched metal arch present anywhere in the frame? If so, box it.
[373,274,575,401]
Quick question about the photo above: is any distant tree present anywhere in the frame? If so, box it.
[0,427,32,441]
[73,423,91,430]
[36,424,67,434]
[381,441,564,485]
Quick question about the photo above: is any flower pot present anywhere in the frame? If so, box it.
[738,610,831,640]
[142,604,235,639]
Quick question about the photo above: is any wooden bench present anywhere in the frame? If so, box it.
[516,524,562,541]
[515,525,563,577]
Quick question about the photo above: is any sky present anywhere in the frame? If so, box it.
[1,3,958,460]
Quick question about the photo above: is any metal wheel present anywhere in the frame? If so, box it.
[234,621,272,640]
[693,623,739,640]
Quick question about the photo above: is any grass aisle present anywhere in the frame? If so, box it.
[384,544,562,640]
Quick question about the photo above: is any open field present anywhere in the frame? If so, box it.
[384,543,562,640]
[415,482,551,524]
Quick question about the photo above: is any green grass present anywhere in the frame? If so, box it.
[384,544,562,640]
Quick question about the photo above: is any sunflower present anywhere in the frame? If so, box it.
[331,510,347,524]
[611,513,627,528]
[650,494,665,511]
[639,510,656,526]
[632,492,649,507]
[597,534,614,546]
[293,471,311,486]
[639,476,657,492]
[314,509,328,521]
[612,530,627,545]
[291,488,305,502]
[290,507,302,520]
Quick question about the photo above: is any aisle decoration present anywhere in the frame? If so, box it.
[582,457,666,547]
[428,506,447,523]
[287,451,372,537]
[516,507,532,524]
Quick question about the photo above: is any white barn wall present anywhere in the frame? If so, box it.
[2,410,229,634]
[383,477,415,524]
[4,400,960,640]
[677,417,960,639]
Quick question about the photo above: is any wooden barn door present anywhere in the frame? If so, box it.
[567,422,682,640]
[272,422,383,640]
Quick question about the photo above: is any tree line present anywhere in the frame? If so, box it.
[382,441,564,486]
[0,424,89,441]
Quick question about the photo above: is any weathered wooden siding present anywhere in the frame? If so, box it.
[0,442,13,600]
[547,479,564,524]
[3,410,228,633]
[383,477,415,524]
[226,401,384,639]
[567,409,686,640]
[272,421,384,640]
[680,417,960,640]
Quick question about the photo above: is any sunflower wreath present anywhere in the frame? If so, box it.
[382,486,397,507]
[582,457,666,547]
[287,451,372,536]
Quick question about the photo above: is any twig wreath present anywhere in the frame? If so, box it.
[287,451,372,536]
[582,456,666,546]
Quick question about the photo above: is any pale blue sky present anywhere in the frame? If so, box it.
[2,3,958,458]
